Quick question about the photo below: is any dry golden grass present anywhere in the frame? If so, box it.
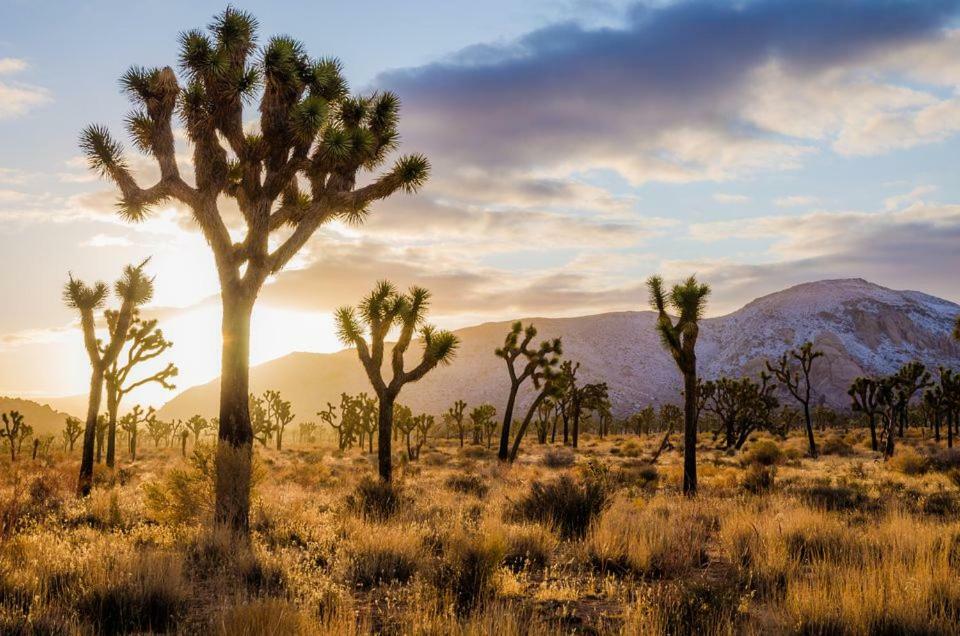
[1,430,959,634]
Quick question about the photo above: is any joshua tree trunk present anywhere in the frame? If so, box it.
[948,410,954,449]
[77,368,104,497]
[378,394,395,482]
[682,370,698,496]
[215,296,255,532]
[802,402,818,458]
[105,387,119,468]
[498,385,519,461]
[867,414,878,452]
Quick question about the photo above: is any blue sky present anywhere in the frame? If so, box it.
[1,0,959,403]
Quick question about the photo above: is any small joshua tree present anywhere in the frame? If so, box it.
[120,404,152,461]
[298,421,318,445]
[317,402,340,447]
[447,399,467,448]
[104,313,177,467]
[357,393,378,453]
[1,411,25,461]
[647,274,710,496]
[264,389,294,450]
[81,7,430,531]
[495,322,562,461]
[882,362,931,457]
[409,413,434,460]
[64,261,153,495]
[147,416,172,447]
[63,416,83,452]
[249,394,274,447]
[766,342,823,458]
[94,414,108,463]
[849,377,883,451]
[509,355,564,462]
[185,414,210,445]
[469,404,497,447]
[336,282,458,482]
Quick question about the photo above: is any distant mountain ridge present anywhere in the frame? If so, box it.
[157,279,960,421]
[0,397,73,437]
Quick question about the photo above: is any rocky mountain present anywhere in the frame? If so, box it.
[0,397,74,437]
[157,279,960,421]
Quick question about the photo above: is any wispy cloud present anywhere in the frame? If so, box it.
[0,57,49,119]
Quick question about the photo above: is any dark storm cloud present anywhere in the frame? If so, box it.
[378,0,960,178]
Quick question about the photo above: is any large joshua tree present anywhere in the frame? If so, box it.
[80,9,429,530]
[336,282,458,482]
[766,341,823,458]
[64,262,153,496]
[494,322,562,461]
[647,275,710,496]
[104,314,177,468]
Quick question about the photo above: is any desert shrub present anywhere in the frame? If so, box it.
[928,448,960,472]
[743,440,782,466]
[431,527,506,615]
[820,434,854,456]
[444,473,489,498]
[509,471,610,539]
[586,498,711,578]
[215,598,330,636]
[502,524,558,572]
[422,451,450,466]
[75,551,187,635]
[889,448,929,475]
[741,464,776,494]
[783,522,855,565]
[617,461,659,490]
[343,522,422,589]
[541,447,575,468]
[920,491,960,518]
[718,509,789,600]
[346,476,406,521]
[620,439,642,458]
[799,481,877,512]
[461,446,491,460]
[143,443,224,525]
[626,577,741,635]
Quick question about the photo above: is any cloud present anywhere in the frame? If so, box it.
[713,194,751,204]
[379,0,960,185]
[0,58,49,119]
[683,202,960,312]
[774,195,819,208]
[80,233,134,248]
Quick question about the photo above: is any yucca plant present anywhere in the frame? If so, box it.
[647,274,710,496]
[80,8,428,530]
[336,281,458,481]
[494,322,562,461]
[766,342,823,458]
[64,261,153,496]
[104,314,177,468]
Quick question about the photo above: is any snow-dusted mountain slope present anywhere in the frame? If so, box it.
[158,279,960,420]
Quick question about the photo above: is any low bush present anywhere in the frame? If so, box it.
[444,473,489,498]
[502,523,557,572]
[430,527,506,615]
[889,448,929,475]
[509,471,610,539]
[741,464,776,494]
[346,476,406,521]
[541,447,576,468]
[743,440,782,467]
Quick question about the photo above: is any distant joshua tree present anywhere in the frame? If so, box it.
[849,376,883,451]
[447,400,468,448]
[63,416,83,453]
[120,405,152,461]
[494,322,563,461]
[767,342,823,458]
[104,314,177,468]
[336,282,458,482]
[80,7,429,531]
[264,390,294,450]
[469,404,497,448]
[64,261,153,496]
[1,411,26,461]
[508,353,564,463]
[185,414,210,446]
